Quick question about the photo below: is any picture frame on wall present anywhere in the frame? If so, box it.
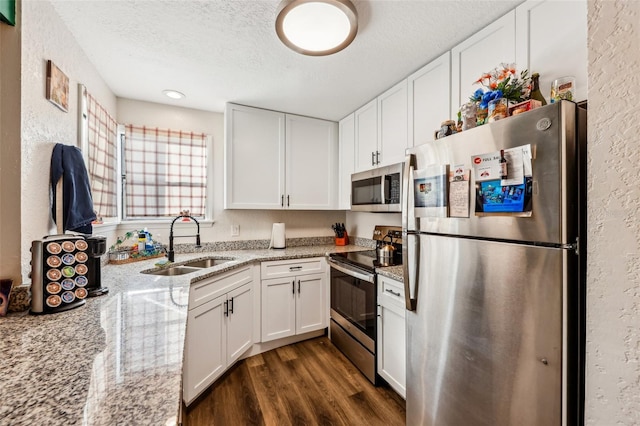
[46,60,69,112]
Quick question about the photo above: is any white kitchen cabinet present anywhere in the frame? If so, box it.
[377,275,406,398]
[354,98,378,172]
[285,114,338,209]
[224,103,285,209]
[183,266,254,405]
[451,11,517,119]
[183,294,226,405]
[338,113,355,209]
[515,0,588,104]
[260,258,327,342]
[226,283,254,364]
[354,81,409,173]
[225,103,338,210]
[377,80,409,167]
[408,51,451,147]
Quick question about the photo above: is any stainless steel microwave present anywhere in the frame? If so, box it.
[351,162,404,212]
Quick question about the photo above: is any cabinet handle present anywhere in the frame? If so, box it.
[292,279,295,294]
[376,150,380,165]
[371,151,375,166]
[229,297,234,314]
[298,280,301,294]
[281,195,284,207]
[289,266,303,271]
[385,288,401,297]
[287,195,290,207]
[224,300,229,317]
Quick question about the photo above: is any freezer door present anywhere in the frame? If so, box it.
[406,101,583,245]
[407,234,564,426]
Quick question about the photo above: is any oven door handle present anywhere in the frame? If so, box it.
[328,259,375,283]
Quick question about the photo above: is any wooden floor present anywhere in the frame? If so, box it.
[185,336,406,426]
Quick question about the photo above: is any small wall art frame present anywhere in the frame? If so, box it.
[46,60,69,112]
[0,0,16,26]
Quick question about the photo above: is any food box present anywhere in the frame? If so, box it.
[509,99,542,116]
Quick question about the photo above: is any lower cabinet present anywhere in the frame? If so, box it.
[261,258,328,342]
[377,275,406,398]
[183,267,254,405]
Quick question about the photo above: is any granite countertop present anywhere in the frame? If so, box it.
[376,265,404,282]
[0,244,370,426]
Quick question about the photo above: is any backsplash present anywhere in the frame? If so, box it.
[172,236,376,253]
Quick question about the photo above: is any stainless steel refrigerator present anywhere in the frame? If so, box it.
[402,101,586,426]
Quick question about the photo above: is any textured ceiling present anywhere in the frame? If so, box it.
[50,0,523,121]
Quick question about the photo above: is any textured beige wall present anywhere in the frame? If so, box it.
[585,1,640,423]
[0,1,22,285]
[116,98,346,245]
[20,0,116,281]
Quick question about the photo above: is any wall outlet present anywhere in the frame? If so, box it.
[231,224,240,237]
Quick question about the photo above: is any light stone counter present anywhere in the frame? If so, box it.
[376,265,404,282]
[0,244,369,426]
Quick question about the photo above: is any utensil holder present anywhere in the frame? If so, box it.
[335,232,349,246]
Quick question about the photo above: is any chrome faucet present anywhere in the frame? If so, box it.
[168,211,201,262]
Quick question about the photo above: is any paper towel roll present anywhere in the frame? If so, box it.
[269,223,286,249]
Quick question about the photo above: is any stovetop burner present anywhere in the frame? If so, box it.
[329,225,403,271]
[329,250,378,273]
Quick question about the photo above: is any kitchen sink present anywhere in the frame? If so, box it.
[183,258,232,268]
[142,257,233,276]
[143,266,201,276]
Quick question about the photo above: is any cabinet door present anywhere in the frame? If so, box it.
[377,301,406,399]
[408,51,451,147]
[183,294,226,405]
[451,11,516,119]
[338,113,355,210]
[227,283,253,365]
[515,0,588,103]
[224,103,285,209]
[378,80,409,167]
[286,114,338,209]
[261,277,296,342]
[296,272,326,334]
[354,98,378,172]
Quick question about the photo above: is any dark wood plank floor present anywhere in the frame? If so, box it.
[185,336,406,426]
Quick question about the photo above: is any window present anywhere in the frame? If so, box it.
[86,92,118,218]
[123,125,207,219]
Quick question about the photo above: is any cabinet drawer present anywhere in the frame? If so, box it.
[189,265,253,309]
[261,257,325,279]
[378,276,405,308]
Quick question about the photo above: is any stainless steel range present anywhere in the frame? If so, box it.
[328,225,402,384]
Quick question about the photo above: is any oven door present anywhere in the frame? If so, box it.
[329,260,376,351]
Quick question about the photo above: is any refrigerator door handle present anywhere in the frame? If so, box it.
[401,154,415,231]
[402,231,418,311]
[402,153,418,311]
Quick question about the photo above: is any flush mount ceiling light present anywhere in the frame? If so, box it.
[276,0,358,56]
[162,90,185,100]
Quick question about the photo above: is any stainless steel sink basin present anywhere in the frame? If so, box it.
[183,258,232,268]
[143,266,201,276]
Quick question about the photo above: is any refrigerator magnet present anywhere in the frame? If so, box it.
[448,165,470,218]
[413,165,449,218]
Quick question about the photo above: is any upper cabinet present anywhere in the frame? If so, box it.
[354,81,409,173]
[378,80,409,167]
[515,0,588,104]
[225,104,285,209]
[354,99,378,172]
[451,11,517,119]
[225,103,338,210]
[285,114,338,210]
[338,113,355,210]
[408,51,451,147]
